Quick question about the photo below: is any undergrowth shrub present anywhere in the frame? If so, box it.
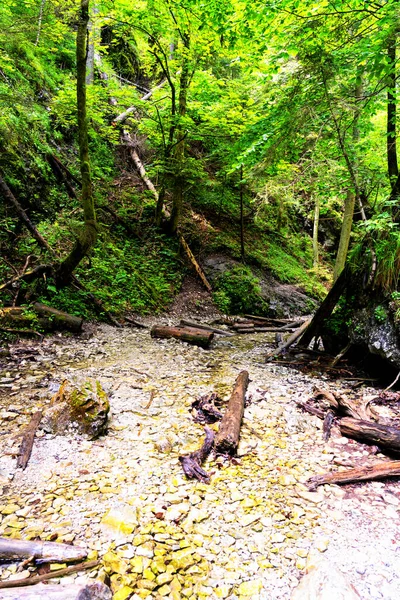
[213,265,267,314]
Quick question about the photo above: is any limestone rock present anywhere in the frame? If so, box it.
[291,561,361,599]
[41,379,109,439]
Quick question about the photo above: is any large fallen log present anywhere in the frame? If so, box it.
[265,318,312,361]
[215,370,249,455]
[16,410,43,470]
[0,538,87,563]
[339,417,400,452]
[179,320,233,337]
[151,325,214,348]
[0,582,111,599]
[32,303,83,333]
[0,304,83,334]
[308,460,400,491]
[179,426,215,483]
[0,560,99,590]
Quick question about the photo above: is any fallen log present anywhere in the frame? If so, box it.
[16,410,43,470]
[0,305,83,334]
[150,325,214,348]
[179,426,215,483]
[308,460,400,491]
[178,235,212,294]
[192,392,223,424]
[179,320,233,337]
[0,538,87,564]
[265,318,312,361]
[215,370,249,455]
[32,303,83,333]
[0,582,111,600]
[0,560,99,590]
[243,315,292,325]
[125,316,147,329]
[339,417,400,452]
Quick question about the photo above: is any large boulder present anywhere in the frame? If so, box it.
[41,379,110,439]
[350,305,400,370]
[203,254,317,317]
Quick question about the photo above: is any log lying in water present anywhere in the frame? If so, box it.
[0,582,111,599]
[0,304,83,334]
[0,538,87,563]
[215,370,249,455]
[16,410,43,470]
[339,417,400,453]
[308,460,400,491]
[150,325,214,348]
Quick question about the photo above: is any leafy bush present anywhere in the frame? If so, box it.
[213,265,267,314]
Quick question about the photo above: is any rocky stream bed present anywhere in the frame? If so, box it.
[0,322,400,599]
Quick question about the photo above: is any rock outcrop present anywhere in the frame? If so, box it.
[41,379,110,439]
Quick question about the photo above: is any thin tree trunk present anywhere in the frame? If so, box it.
[333,81,362,281]
[240,164,245,262]
[388,34,398,187]
[35,0,46,46]
[168,34,190,234]
[333,190,356,281]
[312,195,320,268]
[56,0,97,287]
[0,173,55,256]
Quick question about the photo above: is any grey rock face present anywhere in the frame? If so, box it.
[350,306,400,369]
[203,254,317,317]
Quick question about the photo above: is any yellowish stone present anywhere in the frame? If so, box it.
[113,586,134,600]
[237,579,262,596]
[101,506,138,535]
[215,585,231,598]
[158,584,171,596]
[130,556,143,574]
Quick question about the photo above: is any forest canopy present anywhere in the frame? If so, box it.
[1,0,400,320]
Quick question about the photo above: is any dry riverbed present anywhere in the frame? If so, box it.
[0,323,400,599]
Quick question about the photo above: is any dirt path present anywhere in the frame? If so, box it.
[0,325,399,599]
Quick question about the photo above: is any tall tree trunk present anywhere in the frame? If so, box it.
[240,164,245,262]
[333,190,356,281]
[388,34,398,187]
[312,195,320,268]
[85,4,99,85]
[35,0,46,46]
[56,0,97,287]
[168,34,190,234]
[333,81,362,281]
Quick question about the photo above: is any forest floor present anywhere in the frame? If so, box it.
[0,315,400,599]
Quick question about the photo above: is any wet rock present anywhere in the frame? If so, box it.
[41,379,109,439]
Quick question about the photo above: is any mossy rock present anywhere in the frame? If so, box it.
[41,379,110,439]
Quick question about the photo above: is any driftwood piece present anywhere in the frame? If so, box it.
[151,325,214,348]
[296,401,326,420]
[265,318,312,361]
[0,582,111,600]
[192,393,223,424]
[339,417,400,452]
[16,411,43,470]
[179,427,215,483]
[125,316,147,329]
[179,320,233,337]
[0,560,99,590]
[0,538,87,564]
[323,410,335,442]
[215,370,249,455]
[308,460,400,491]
